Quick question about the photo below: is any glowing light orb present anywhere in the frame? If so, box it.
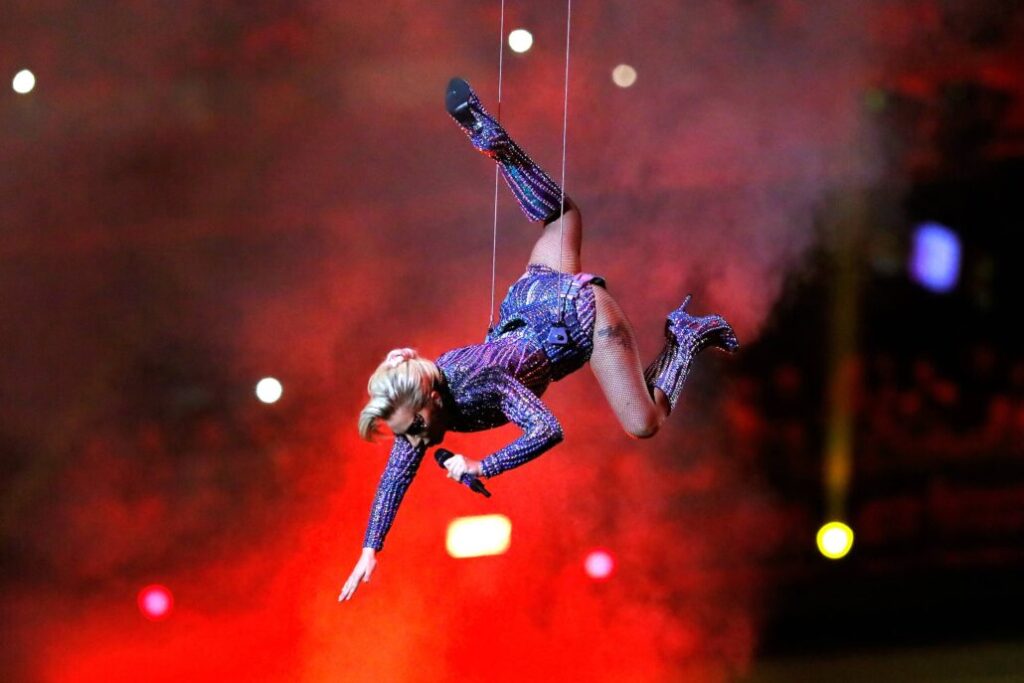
[255,377,283,404]
[12,69,35,94]
[584,549,615,580]
[508,29,534,53]
[612,64,637,88]
[138,584,173,621]
[909,221,961,293]
[816,521,854,560]
[446,514,511,558]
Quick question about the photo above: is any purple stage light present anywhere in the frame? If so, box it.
[909,222,961,293]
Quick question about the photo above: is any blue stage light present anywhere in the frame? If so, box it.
[909,222,960,293]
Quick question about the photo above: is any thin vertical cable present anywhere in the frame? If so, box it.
[557,0,572,319]
[489,1,506,333]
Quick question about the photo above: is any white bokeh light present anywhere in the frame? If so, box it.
[508,29,534,53]
[611,64,637,88]
[12,69,36,94]
[255,377,283,404]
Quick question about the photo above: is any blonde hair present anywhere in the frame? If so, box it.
[358,348,442,441]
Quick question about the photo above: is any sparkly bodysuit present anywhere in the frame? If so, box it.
[363,265,605,551]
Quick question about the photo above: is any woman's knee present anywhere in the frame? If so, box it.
[624,414,661,440]
[546,197,580,227]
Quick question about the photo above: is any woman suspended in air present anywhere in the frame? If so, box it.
[339,79,739,601]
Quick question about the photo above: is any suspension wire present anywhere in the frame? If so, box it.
[557,0,573,321]
[488,0,506,333]
[487,1,573,327]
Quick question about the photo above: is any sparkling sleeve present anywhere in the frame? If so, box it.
[362,437,425,551]
[477,369,564,478]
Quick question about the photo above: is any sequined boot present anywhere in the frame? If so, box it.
[446,77,566,223]
[644,295,739,411]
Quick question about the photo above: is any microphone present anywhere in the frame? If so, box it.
[434,448,492,498]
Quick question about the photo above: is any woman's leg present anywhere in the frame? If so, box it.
[446,77,739,416]
[445,78,581,273]
[528,197,582,273]
[591,288,740,438]
[447,78,568,226]
[590,287,670,438]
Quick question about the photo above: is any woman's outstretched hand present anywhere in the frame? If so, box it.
[443,454,483,482]
[339,548,377,602]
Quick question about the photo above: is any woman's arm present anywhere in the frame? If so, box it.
[363,436,426,551]
[474,368,564,478]
[340,436,424,602]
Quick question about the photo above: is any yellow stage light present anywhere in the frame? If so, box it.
[816,521,854,560]
[446,514,511,558]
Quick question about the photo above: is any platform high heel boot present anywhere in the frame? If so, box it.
[644,295,740,411]
[446,77,566,224]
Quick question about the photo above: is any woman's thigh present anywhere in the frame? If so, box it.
[589,287,662,437]
[528,200,582,273]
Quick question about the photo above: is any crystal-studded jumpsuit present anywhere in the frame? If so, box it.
[362,265,605,551]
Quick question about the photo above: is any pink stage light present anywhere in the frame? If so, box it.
[137,584,174,621]
[584,549,615,580]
